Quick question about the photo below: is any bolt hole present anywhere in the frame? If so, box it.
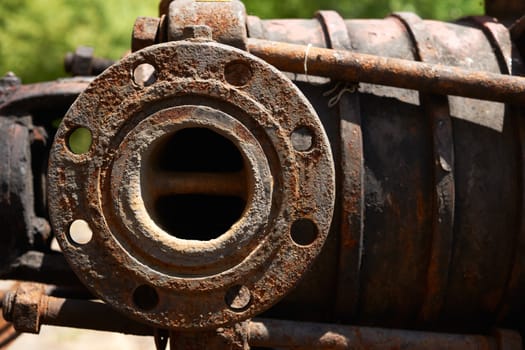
[224,61,252,87]
[67,127,92,155]
[291,127,314,152]
[290,218,318,246]
[225,285,251,311]
[132,285,159,311]
[69,219,93,245]
[133,63,157,87]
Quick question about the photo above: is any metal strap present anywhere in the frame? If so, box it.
[316,10,365,322]
[391,12,456,324]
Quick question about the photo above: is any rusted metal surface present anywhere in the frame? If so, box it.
[390,11,456,326]
[2,283,153,336]
[170,322,249,350]
[4,1,525,348]
[4,287,521,350]
[132,17,161,53]
[47,38,335,330]
[64,46,115,76]
[246,38,525,105]
[245,12,525,333]
[0,79,89,116]
[0,117,50,275]
[167,0,247,49]
[249,319,521,350]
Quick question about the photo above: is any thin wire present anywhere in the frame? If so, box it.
[304,43,312,82]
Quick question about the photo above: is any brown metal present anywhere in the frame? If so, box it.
[152,171,247,198]
[315,10,365,323]
[4,287,522,350]
[6,2,525,348]
[0,79,89,115]
[170,323,249,350]
[166,0,247,49]
[132,17,161,53]
[64,46,115,77]
[246,38,525,105]
[0,117,50,275]
[2,283,153,336]
[47,39,335,330]
[391,12,456,325]
[249,319,521,350]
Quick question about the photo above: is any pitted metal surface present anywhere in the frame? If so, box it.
[47,39,335,330]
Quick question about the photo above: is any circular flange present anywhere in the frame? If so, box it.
[48,40,335,330]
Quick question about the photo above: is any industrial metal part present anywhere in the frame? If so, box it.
[4,0,525,348]
[246,38,525,105]
[47,33,335,330]
[64,47,115,77]
[4,284,521,349]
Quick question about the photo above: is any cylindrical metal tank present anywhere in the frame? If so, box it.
[247,12,525,333]
[40,0,525,338]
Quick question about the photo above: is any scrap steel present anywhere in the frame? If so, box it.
[2,0,525,349]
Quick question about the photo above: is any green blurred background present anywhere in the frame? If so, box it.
[0,0,483,83]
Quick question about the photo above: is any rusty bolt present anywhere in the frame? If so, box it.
[2,283,45,334]
[182,25,213,41]
[64,46,94,76]
[132,16,161,52]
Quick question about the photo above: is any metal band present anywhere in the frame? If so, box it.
[391,12,456,324]
[469,16,525,323]
[316,10,365,322]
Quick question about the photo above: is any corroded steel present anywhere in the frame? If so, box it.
[47,38,335,330]
[391,11,456,325]
[4,288,521,350]
[246,38,525,105]
[0,118,48,275]
[4,1,525,348]
[167,0,247,49]
[249,319,522,350]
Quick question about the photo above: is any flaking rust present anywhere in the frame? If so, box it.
[2,0,525,349]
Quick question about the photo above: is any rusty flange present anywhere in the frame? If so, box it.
[48,39,335,330]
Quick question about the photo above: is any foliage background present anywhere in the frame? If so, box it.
[0,0,483,83]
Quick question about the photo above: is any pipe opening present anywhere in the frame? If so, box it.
[142,127,248,241]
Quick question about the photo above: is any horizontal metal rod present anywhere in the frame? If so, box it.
[247,38,525,106]
[249,318,517,350]
[152,171,246,198]
[3,288,520,349]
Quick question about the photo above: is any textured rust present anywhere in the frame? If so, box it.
[247,38,525,105]
[248,319,519,350]
[3,289,521,350]
[167,0,247,49]
[5,2,525,348]
[0,79,89,115]
[47,40,335,331]
[132,17,161,52]
[391,12,456,325]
